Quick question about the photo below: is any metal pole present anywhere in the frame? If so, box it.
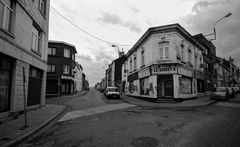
[22,66,28,128]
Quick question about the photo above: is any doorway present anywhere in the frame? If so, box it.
[157,75,173,98]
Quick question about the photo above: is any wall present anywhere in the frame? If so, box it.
[0,0,50,114]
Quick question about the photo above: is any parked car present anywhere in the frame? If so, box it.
[104,87,120,99]
[211,87,230,100]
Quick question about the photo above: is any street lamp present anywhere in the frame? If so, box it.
[205,12,232,40]
[204,12,232,91]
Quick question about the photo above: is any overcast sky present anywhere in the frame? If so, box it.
[49,0,240,86]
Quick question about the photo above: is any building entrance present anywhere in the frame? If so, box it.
[157,75,173,98]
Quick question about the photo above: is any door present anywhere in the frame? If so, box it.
[0,54,13,112]
[157,76,173,98]
[27,67,42,106]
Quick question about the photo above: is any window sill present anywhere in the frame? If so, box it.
[31,49,42,57]
[0,28,15,38]
[39,9,47,20]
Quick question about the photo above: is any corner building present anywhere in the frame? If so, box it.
[124,24,206,100]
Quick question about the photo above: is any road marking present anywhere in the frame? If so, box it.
[58,103,136,122]
[215,102,240,108]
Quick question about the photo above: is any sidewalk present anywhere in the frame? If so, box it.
[121,95,216,107]
[0,104,66,147]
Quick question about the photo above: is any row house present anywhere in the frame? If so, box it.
[193,34,216,94]
[0,0,50,118]
[73,62,83,92]
[214,57,239,88]
[82,73,89,90]
[105,55,126,90]
[46,41,77,97]
[123,24,206,100]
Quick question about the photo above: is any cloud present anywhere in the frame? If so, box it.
[98,12,142,33]
[192,0,231,13]
[123,0,139,13]
[182,0,240,65]
[76,54,93,62]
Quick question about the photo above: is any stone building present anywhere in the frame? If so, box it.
[0,0,50,118]
[123,24,206,100]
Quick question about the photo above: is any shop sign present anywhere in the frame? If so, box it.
[139,67,151,78]
[178,65,192,77]
[127,72,138,82]
[61,75,74,81]
[151,64,177,74]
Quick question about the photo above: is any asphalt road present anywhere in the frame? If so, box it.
[22,89,240,147]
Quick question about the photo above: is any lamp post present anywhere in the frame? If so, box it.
[204,12,232,91]
[205,12,232,41]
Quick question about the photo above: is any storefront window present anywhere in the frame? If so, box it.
[129,81,134,93]
[179,76,192,94]
[140,77,149,95]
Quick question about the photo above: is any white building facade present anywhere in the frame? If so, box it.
[73,62,83,92]
[123,24,205,100]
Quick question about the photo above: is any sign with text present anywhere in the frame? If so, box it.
[139,67,151,78]
[178,65,193,77]
[151,64,177,75]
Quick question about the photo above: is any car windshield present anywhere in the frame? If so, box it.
[108,88,118,92]
[216,87,226,92]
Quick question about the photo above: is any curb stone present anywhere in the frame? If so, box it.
[2,105,67,147]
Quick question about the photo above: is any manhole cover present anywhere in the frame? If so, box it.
[131,137,159,147]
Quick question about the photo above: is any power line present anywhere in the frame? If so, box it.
[57,5,138,40]
[50,5,133,47]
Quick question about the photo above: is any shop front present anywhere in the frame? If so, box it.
[61,76,74,95]
[151,64,176,99]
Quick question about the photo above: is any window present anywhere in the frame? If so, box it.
[181,46,184,60]
[134,54,137,70]
[130,58,132,72]
[141,49,145,66]
[0,0,13,33]
[140,77,149,95]
[159,41,169,60]
[72,54,75,60]
[48,47,56,55]
[159,47,163,59]
[47,64,55,72]
[31,26,41,54]
[63,65,70,74]
[165,47,169,59]
[188,49,192,63]
[195,55,198,68]
[64,49,70,58]
[39,0,46,16]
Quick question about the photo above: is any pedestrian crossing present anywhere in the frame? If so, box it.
[58,103,136,122]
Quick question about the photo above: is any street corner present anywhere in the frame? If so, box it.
[1,104,67,147]
[120,95,216,108]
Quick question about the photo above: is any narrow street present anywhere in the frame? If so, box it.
[20,89,240,147]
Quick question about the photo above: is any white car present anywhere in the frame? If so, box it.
[211,87,230,100]
[104,87,120,99]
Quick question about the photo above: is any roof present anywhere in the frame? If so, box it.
[48,40,77,53]
[126,23,205,57]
